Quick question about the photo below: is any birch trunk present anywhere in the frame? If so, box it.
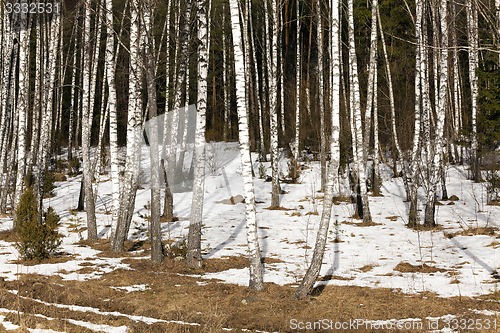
[0,35,16,212]
[318,6,327,193]
[269,0,281,207]
[105,0,121,243]
[161,0,174,221]
[229,0,264,291]
[13,4,30,222]
[424,0,448,227]
[81,0,98,240]
[187,0,210,269]
[295,0,340,298]
[364,0,378,159]
[291,0,301,182]
[143,0,163,264]
[408,0,424,228]
[113,0,143,251]
[467,0,480,182]
[348,0,371,223]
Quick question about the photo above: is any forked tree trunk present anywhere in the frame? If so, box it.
[229,0,264,291]
[424,0,448,227]
[348,0,371,223]
[295,0,340,298]
[113,0,143,251]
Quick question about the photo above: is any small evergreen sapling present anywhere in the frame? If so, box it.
[15,186,62,260]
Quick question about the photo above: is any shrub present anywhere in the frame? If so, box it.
[15,187,62,260]
[43,170,56,198]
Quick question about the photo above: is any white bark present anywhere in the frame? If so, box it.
[408,0,424,227]
[292,0,302,182]
[295,0,340,298]
[113,0,143,251]
[424,0,448,227]
[104,0,121,243]
[13,3,29,216]
[170,1,192,175]
[143,0,163,264]
[269,0,281,207]
[229,0,264,291]
[187,0,210,269]
[467,0,480,181]
[364,0,378,155]
[348,0,371,222]
[81,0,98,240]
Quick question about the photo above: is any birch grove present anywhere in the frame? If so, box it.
[1,0,498,296]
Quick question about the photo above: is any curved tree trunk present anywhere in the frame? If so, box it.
[229,0,264,291]
[295,0,340,298]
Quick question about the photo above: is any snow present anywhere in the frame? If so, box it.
[0,143,498,331]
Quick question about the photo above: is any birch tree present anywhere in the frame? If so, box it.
[295,0,340,298]
[269,0,281,208]
[13,2,30,223]
[407,0,424,227]
[424,0,448,227]
[291,0,302,182]
[229,0,264,291]
[143,0,163,263]
[81,0,98,240]
[318,1,327,193]
[187,0,211,269]
[113,0,143,251]
[467,0,480,182]
[348,0,372,223]
[105,0,121,244]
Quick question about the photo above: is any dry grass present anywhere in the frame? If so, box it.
[394,262,448,274]
[265,206,293,211]
[342,221,383,227]
[486,241,500,249]
[1,262,499,332]
[446,227,498,238]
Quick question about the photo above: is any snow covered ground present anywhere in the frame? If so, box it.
[0,143,498,331]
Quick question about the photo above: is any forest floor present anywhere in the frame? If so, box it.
[0,143,499,332]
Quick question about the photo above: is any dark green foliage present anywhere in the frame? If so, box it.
[68,157,81,176]
[15,187,62,260]
[485,171,500,203]
[477,66,500,152]
[43,170,56,198]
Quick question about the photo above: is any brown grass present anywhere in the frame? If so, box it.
[486,241,500,249]
[1,263,499,332]
[446,227,498,238]
[394,262,448,274]
[265,206,293,211]
[342,221,383,227]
